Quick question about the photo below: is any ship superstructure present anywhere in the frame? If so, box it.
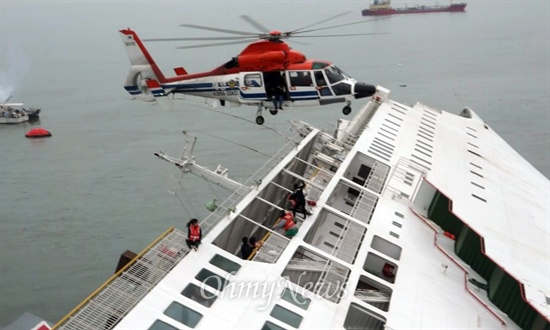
[52,87,549,330]
[362,0,467,16]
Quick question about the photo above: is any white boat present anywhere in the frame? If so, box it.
[0,104,41,124]
[51,86,549,330]
[0,97,41,124]
[0,105,29,124]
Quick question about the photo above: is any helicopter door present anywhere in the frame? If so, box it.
[314,70,333,97]
[239,72,266,103]
[287,71,317,105]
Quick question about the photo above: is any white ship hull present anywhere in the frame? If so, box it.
[52,87,549,330]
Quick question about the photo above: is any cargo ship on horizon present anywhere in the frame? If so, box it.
[362,0,467,16]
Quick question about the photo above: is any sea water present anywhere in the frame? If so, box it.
[0,0,548,326]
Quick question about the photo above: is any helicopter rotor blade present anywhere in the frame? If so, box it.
[289,11,352,34]
[292,17,389,35]
[292,32,388,38]
[176,39,254,50]
[179,23,258,36]
[240,15,270,33]
[287,39,310,46]
[144,36,259,42]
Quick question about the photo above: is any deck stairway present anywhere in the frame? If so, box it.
[251,232,289,263]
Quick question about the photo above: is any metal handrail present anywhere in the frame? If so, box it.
[53,227,189,330]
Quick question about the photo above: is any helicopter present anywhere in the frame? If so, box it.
[119,15,379,125]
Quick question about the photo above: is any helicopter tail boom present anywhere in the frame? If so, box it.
[120,29,173,105]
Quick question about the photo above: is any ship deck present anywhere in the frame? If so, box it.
[53,87,549,330]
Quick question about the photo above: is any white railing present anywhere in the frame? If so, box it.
[53,228,189,330]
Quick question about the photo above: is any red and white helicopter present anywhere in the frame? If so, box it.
[119,15,378,125]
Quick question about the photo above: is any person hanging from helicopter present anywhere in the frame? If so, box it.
[268,72,287,110]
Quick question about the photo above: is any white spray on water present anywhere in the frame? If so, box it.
[0,43,31,103]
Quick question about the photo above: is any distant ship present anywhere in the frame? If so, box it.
[362,0,467,16]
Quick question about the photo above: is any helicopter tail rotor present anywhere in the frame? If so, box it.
[120,29,175,107]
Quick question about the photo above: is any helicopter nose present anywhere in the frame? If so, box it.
[354,82,376,99]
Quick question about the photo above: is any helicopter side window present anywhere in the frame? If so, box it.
[325,66,345,84]
[314,71,327,87]
[244,74,263,87]
[289,71,313,87]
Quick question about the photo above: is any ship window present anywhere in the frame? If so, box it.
[163,302,202,328]
[270,305,303,328]
[181,283,217,307]
[472,194,487,203]
[262,321,287,330]
[344,303,386,330]
[281,289,311,310]
[394,212,404,218]
[392,221,402,228]
[471,181,485,189]
[469,162,483,170]
[470,170,483,178]
[371,235,402,260]
[324,241,335,249]
[195,268,229,291]
[209,254,241,274]
[468,150,482,157]
[148,320,180,330]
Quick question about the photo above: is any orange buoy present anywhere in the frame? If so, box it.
[25,128,52,138]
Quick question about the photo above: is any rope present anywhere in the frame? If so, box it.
[196,129,272,158]
[186,101,292,141]
[181,181,199,217]
[169,173,199,219]
[206,179,221,202]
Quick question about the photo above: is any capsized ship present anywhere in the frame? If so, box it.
[362,0,467,16]
[51,87,548,330]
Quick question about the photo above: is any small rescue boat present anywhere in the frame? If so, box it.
[25,128,52,138]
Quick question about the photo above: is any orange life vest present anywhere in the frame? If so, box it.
[189,225,201,241]
[282,213,295,231]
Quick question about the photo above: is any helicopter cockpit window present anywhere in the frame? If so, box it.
[289,71,313,87]
[331,82,352,96]
[244,74,263,87]
[312,62,329,70]
[325,66,346,84]
[334,66,351,79]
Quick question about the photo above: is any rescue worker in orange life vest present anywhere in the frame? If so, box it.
[186,218,202,251]
[274,210,298,237]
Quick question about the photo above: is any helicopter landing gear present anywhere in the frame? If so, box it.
[256,105,265,125]
[269,108,278,115]
[342,101,352,115]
